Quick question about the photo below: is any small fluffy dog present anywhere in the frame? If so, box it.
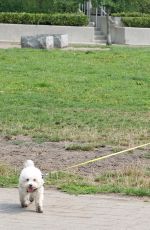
[19,160,44,213]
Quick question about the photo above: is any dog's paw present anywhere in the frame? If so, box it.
[21,202,28,208]
[36,205,43,213]
[29,197,34,203]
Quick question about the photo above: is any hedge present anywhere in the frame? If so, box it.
[0,12,88,26]
[122,17,150,28]
[112,12,150,17]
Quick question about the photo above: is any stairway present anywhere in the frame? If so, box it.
[93,27,106,44]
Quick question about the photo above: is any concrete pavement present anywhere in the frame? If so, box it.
[0,188,149,230]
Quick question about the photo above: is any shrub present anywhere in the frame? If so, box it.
[0,12,88,26]
[112,12,150,17]
[122,17,150,28]
[111,11,150,28]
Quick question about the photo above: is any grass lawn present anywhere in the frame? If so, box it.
[0,46,150,196]
[0,46,149,146]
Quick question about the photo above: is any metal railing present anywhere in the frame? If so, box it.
[79,1,114,27]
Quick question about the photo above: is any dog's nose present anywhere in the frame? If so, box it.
[29,184,33,188]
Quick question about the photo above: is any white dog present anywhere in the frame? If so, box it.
[19,160,44,213]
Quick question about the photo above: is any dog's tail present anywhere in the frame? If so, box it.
[24,160,34,168]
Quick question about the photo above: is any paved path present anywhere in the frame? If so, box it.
[0,188,149,230]
[0,42,20,49]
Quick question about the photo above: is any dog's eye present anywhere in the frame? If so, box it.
[33,179,36,182]
[26,179,29,182]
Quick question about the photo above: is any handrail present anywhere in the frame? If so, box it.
[79,1,115,26]
[100,7,115,24]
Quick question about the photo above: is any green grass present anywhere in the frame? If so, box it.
[65,143,97,151]
[0,164,18,187]
[0,47,150,146]
[143,152,150,159]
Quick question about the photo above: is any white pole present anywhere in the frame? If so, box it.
[89,0,92,20]
[96,7,98,27]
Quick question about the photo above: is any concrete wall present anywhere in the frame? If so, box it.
[111,26,125,44]
[0,23,95,44]
[0,21,150,45]
[124,27,150,45]
[91,16,150,45]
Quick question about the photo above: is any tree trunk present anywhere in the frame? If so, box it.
[106,7,112,45]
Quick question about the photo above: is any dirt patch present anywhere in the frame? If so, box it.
[0,135,149,176]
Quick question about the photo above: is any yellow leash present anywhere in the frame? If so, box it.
[50,142,150,174]
[65,142,150,170]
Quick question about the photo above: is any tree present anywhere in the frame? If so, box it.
[135,0,150,13]
[0,0,79,13]
[96,0,115,45]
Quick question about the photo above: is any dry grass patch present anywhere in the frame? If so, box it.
[46,164,150,196]
[94,165,150,196]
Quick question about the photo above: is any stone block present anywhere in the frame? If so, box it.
[21,34,54,49]
[53,34,68,48]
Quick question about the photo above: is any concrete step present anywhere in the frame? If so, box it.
[94,27,106,44]
[94,35,106,40]
[94,30,104,36]
[94,27,101,31]
[93,39,106,44]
